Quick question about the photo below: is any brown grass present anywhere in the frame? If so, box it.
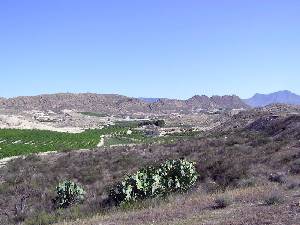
[57,184,299,225]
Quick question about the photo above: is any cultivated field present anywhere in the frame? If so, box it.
[0,124,200,159]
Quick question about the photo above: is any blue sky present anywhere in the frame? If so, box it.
[0,0,300,99]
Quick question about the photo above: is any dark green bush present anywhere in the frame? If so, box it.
[52,181,85,209]
[109,159,198,205]
[138,120,166,127]
[268,172,286,184]
[155,120,166,127]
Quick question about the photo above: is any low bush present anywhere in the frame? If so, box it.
[213,195,232,209]
[268,172,286,184]
[263,191,284,205]
[236,177,256,188]
[52,181,85,209]
[109,159,198,205]
[138,120,166,127]
[287,180,300,190]
[290,159,300,174]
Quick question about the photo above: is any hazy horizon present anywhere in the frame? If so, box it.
[1,0,300,99]
[1,89,300,101]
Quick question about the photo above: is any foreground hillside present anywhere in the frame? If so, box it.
[59,184,299,225]
[1,106,300,224]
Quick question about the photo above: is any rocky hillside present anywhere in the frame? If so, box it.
[213,104,300,133]
[0,93,248,114]
[244,90,300,107]
[0,94,148,114]
[138,98,160,103]
[246,114,300,140]
[147,95,249,113]
[0,98,5,106]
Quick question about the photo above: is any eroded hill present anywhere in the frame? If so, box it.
[0,93,249,114]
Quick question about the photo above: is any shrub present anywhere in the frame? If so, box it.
[155,120,166,127]
[236,177,256,188]
[263,191,284,205]
[290,159,300,174]
[268,172,286,184]
[52,181,85,209]
[287,180,300,190]
[109,159,198,205]
[138,120,166,127]
[213,195,232,209]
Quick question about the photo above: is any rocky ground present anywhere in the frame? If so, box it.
[0,109,109,133]
[0,106,242,134]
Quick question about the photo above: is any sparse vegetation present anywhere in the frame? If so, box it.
[1,105,300,224]
[1,124,299,225]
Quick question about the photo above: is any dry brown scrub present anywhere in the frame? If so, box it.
[1,126,300,224]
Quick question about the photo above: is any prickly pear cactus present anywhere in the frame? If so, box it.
[109,159,198,205]
[159,159,198,193]
[52,180,85,208]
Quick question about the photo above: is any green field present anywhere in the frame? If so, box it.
[0,125,201,159]
[0,126,137,159]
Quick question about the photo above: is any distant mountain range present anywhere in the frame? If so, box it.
[0,93,248,114]
[141,90,300,108]
[244,90,300,107]
[1,91,298,113]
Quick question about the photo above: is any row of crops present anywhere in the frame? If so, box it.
[0,125,143,159]
[0,123,202,159]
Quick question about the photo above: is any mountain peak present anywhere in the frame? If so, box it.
[188,95,209,100]
[273,90,293,95]
[244,90,300,107]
